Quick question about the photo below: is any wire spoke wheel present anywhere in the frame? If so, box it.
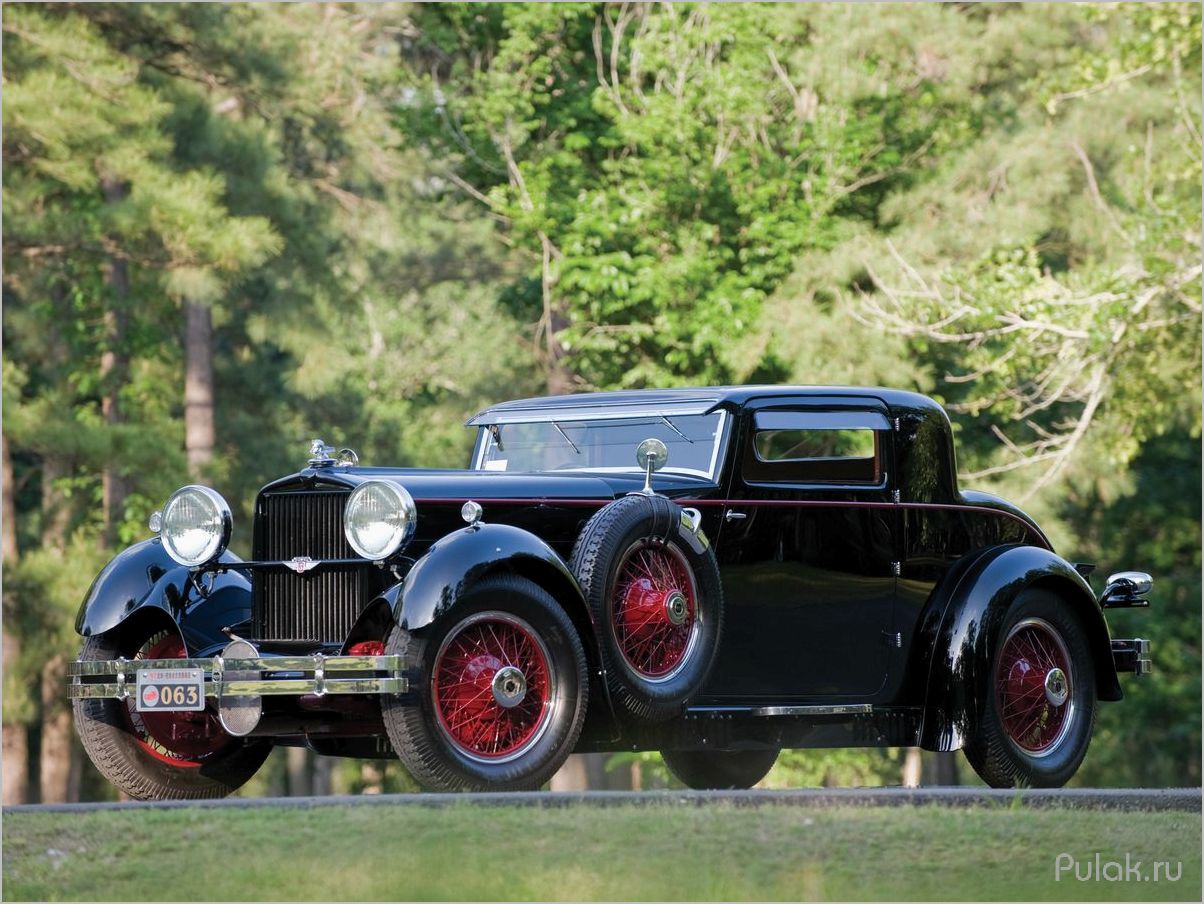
[995,617,1075,756]
[612,540,699,680]
[123,632,237,766]
[73,629,271,800]
[432,612,555,763]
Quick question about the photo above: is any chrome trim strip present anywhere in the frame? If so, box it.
[751,704,873,717]
[68,655,400,677]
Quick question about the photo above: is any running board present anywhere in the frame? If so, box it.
[752,704,873,717]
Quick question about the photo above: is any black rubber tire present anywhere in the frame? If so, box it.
[662,748,780,790]
[570,494,723,722]
[72,633,271,801]
[963,588,1097,788]
[382,573,588,791]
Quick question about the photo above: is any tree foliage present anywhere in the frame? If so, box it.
[404,4,971,390]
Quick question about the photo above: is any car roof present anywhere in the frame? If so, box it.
[467,385,943,425]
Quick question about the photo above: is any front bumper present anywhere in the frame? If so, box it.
[67,653,407,700]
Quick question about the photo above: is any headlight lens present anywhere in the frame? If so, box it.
[343,480,416,560]
[160,485,232,566]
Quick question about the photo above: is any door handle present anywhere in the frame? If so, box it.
[724,510,747,522]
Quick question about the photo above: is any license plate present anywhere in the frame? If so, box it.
[135,668,206,712]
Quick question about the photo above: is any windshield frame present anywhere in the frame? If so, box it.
[469,409,731,483]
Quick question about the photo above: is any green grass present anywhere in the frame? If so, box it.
[3,802,1200,901]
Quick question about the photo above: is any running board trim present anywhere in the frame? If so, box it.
[751,704,873,717]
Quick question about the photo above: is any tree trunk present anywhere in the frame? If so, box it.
[4,435,31,804]
[360,760,385,794]
[184,300,216,478]
[549,754,589,790]
[545,304,574,396]
[930,750,960,786]
[2,629,30,805]
[100,177,130,546]
[901,747,923,787]
[2,432,16,562]
[549,752,632,790]
[285,746,312,797]
[40,458,73,550]
[38,655,73,803]
[312,752,333,796]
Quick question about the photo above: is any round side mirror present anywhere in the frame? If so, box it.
[635,438,669,472]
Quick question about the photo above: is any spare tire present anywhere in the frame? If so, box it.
[570,494,723,721]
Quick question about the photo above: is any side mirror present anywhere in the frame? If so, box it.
[635,437,669,494]
[1100,571,1153,609]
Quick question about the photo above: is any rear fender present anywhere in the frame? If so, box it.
[75,538,251,655]
[917,544,1121,752]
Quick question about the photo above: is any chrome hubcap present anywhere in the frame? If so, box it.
[491,665,527,708]
[664,590,688,626]
[1044,667,1069,706]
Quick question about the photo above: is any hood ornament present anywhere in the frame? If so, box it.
[308,438,336,466]
[284,556,320,574]
[308,438,358,468]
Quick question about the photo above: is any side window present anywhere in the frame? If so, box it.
[744,410,890,485]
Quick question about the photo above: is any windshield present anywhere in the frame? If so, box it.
[473,411,728,480]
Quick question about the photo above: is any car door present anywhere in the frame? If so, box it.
[703,399,897,700]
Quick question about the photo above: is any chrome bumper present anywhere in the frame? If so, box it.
[67,654,407,700]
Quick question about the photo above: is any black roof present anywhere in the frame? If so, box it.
[467,385,943,424]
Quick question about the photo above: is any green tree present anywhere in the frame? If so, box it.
[404,3,964,392]
[2,2,524,802]
[815,2,1201,784]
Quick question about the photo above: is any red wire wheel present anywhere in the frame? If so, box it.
[995,617,1076,756]
[122,632,237,767]
[611,539,700,680]
[432,612,555,763]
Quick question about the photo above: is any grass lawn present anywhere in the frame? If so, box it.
[3,801,1200,901]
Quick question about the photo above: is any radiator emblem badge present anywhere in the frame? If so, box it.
[284,556,320,574]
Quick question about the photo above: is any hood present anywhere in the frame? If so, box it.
[258,466,717,502]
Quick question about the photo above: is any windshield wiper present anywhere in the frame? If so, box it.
[552,421,581,455]
[660,416,693,443]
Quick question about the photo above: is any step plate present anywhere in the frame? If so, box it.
[752,704,873,717]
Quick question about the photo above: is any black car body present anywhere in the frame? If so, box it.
[70,386,1152,796]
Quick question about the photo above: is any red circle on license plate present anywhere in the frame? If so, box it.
[141,685,160,707]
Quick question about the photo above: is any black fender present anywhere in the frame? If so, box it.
[378,522,595,648]
[75,538,251,655]
[916,544,1121,752]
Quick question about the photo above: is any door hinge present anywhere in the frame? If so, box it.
[891,561,901,576]
[891,488,900,503]
[882,631,902,648]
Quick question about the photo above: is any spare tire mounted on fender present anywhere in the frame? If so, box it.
[570,493,723,721]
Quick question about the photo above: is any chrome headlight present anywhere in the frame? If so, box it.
[159,485,232,566]
[343,480,416,560]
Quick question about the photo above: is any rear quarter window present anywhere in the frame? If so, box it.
[744,410,889,485]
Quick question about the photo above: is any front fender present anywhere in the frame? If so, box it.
[378,523,588,635]
[75,538,251,654]
[917,544,1121,751]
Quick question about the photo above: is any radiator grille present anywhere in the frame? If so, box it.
[253,490,369,643]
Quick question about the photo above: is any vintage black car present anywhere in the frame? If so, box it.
[69,386,1153,797]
